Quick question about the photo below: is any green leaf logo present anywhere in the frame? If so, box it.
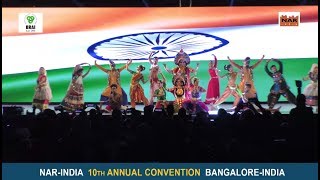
[26,15,35,24]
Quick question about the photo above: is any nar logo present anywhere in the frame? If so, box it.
[19,13,43,33]
[278,12,300,26]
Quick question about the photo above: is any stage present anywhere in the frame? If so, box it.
[2,102,318,116]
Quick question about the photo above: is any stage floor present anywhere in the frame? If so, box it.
[2,103,318,115]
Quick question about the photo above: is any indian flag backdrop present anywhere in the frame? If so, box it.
[2,6,318,103]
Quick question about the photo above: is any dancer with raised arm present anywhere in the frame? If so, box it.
[163,49,199,100]
[127,62,149,108]
[212,64,241,110]
[32,67,53,112]
[183,77,208,114]
[302,63,318,108]
[95,59,131,109]
[61,63,91,112]
[265,58,296,110]
[148,51,161,105]
[153,73,168,110]
[228,55,265,94]
[205,54,220,104]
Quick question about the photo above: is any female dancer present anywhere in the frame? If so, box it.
[168,76,188,113]
[95,60,131,109]
[163,49,199,100]
[205,54,220,104]
[212,64,241,109]
[183,77,208,114]
[32,67,53,111]
[302,63,318,107]
[148,51,161,105]
[153,73,168,110]
[61,63,91,111]
[126,63,149,108]
[228,55,265,94]
[265,58,296,109]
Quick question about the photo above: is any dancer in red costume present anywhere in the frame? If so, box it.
[163,49,199,100]
[205,54,220,104]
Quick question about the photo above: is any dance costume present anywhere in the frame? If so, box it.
[303,64,318,106]
[205,55,220,104]
[213,70,241,108]
[164,49,199,100]
[127,67,149,108]
[228,56,264,94]
[61,63,91,111]
[265,59,296,109]
[183,81,208,113]
[95,60,128,106]
[32,68,52,110]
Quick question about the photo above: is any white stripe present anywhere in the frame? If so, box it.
[2,22,317,74]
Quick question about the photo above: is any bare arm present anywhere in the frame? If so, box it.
[251,55,265,69]
[265,59,273,77]
[148,51,155,65]
[228,56,242,69]
[212,54,217,68]
[95,60,110,74]
[163,64,173,74]
[82,63,91,78]
[141,74,148,84]
[220,73,228,79]
[160,72,166,83]
[120,59,132,72]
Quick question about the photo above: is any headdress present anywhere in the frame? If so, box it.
[173,75,186,86]
[73,64,83,74]
[109,59,116,67]
[174,49,190,65]
[310,63,318,73]
[224,64,232,71]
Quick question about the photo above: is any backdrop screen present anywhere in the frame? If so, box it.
[2,6,318,103]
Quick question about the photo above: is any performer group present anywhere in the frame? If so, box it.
[32,50,318,114]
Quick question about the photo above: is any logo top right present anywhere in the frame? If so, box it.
[279,12,300,26]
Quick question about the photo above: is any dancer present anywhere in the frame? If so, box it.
[212,64,241,109]
[302,63,318,107]
[168,76,188,113]
[32,67,53,111]
[127,63,149,108]
[95,60,131,109]
[153,73,168,110]
[148,51,161,105]
[163,49,199,99]
[265,58,296,109]
[105,84,122,112]
[228,55,265,94]
[234,83,265,114]
[205,54,220,104]
[183,77,208,114]
[61,63,91,111]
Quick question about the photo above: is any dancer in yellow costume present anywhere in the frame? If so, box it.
[95,59,132,109]
[228,55,265,94]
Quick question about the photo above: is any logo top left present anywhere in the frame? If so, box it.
[19,13,43,33]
